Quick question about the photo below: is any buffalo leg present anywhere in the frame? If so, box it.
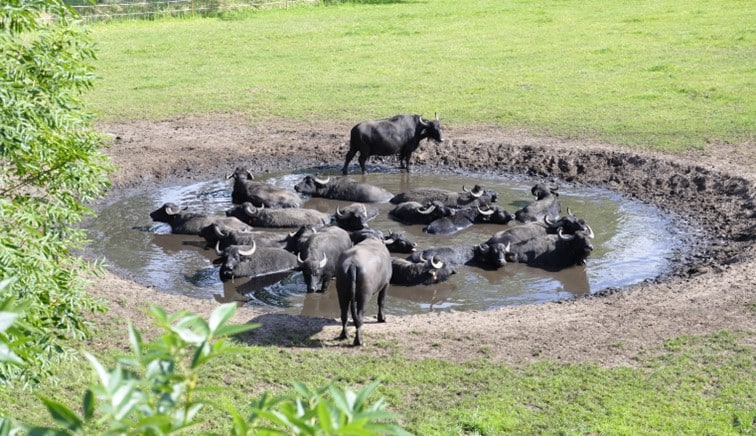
[342,149,357,175]
[352,298,364,346]
[376,284,388,323]
[357,154,368,174]
[338,300,349,340]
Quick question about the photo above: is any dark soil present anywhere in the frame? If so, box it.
[90,114,755,366]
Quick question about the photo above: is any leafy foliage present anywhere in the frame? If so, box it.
[0,0,113,384]
[0,302,408,435]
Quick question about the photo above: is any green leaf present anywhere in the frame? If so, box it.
[39,395,83,430]
[208,302,237,333]
[82,389,95,421]
[83,351,109,388]
[0,311,19,333]
[0,343,23,365]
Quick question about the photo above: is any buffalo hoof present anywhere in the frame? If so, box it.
[353,338,364,346]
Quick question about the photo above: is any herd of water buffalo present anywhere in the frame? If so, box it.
[149,113,595,345]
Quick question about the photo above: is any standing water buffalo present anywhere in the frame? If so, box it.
[296,226,353,293]
[342,113,444,174]
[227,167,303,208]
[335,236,393,346]
[294,175,393,203]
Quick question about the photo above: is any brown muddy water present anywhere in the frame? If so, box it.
[86,166,687,318]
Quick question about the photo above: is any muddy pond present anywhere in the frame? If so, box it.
[86,166,686,318]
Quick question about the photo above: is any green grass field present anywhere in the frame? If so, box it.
[88,0,754,151]
[3,0,752,433]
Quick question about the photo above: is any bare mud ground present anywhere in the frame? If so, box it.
[89,114,755,366]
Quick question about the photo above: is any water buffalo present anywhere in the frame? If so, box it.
[389,185,499,208]
[284,224,317,255]
[333,203,379,231]
[388,200,455,225]
[408,242,511,269]
[227,167,303,208]
[514,183,561,223]
[506,225,595,270]
[336,236,393,346]
[348,229,418,253]
[486,211,589,247]
[213,242,299,282]
[423,205,514,235]
[342,113,443,175]
[150,202,252,235]
[225,202,331,228]
[390,256,457,286]
[296,226,353,293]
[294,174,393,203]
[199,223,291,250]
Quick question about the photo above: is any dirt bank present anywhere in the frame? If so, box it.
[91,114,755,366]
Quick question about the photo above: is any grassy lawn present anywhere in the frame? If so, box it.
[2,0,751,433]
[1,326,753,433]
[87,0,754,151]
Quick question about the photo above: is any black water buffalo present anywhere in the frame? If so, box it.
[199,223,291,250]
[408,242,511,269]
[390,185,499,208]
[333,203,379,231]
[336,236,393,346]
[150,202,252,235]
[296,226,353,293]
[388,200,454,225]
[227,167,303,208]
[514,183,561,223]
[294,174,393,203]
[225,202,331,228]
[341,113,443,175]
[348,229,418,253]
[423,205,514,235]
[486,211,589,247]
[390,256,456,286]
[213,242,299,282]
[284,224,317,255]
[506,225,595,269]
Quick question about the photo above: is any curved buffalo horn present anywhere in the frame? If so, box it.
[213,225,227,238]
[313,174,330,185]
[215,241,223,256]
[243,203,257,216]
[225,172,234,180]
[477,205,494,216]
[165,204,181,215]
[462,185,483,198]
[584,223,595,239]
[335,206,343,217]
[550,184,560,193]
[567,207,574,217]
[418,204,436,215]
[360,203,367,216]
[318,253,328,268]
[462,185,470,193]
[430,256,444,270]
[558,228,575,241]
[246,170,254,180]
[297,252,305,265]
[383,237,395,245]
[435,112,439,121]
[238,241,257,256]
[417,115,428,126]
[418,253,426,262]
[544,215,556,226]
